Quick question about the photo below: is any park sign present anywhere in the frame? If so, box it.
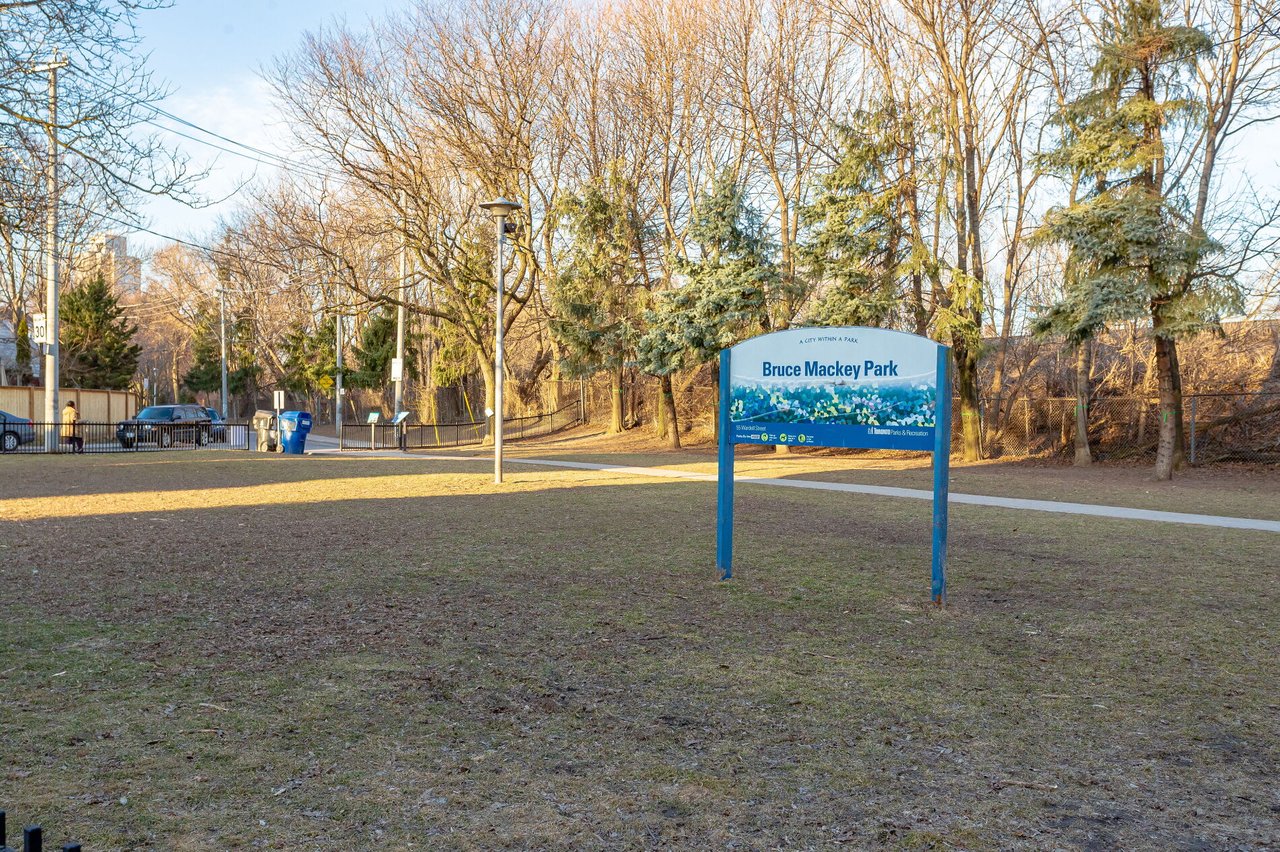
[716,327,953,603]
[729,327,942,451]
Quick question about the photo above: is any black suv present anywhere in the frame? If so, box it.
[116,404,213,449]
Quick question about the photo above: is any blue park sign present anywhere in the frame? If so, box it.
[716,327,953,604]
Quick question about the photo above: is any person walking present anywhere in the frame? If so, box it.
[60,400,84,454]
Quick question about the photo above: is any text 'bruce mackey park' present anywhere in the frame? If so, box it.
[761,360,901,380]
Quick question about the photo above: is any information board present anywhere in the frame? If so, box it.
[717,327,952,603]
[728,327,941,451]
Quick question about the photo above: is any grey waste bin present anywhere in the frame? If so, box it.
[252,410,278,452]
[278,411,312,455]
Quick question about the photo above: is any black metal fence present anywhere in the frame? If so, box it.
[0,421,254,454]
[0,809,81,851]
[338,403,583,451]
[973,393,1280,463]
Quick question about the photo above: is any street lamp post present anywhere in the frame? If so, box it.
[394,191,408,420]
[478,197,521,485]
[218,287,229,419]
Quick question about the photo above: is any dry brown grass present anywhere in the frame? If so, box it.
[1,451,1277,849]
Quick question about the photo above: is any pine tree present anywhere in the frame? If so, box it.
[636,172,779,438]
[1034,0,1232,479]
[799,108,927,329]
[281,317,338,396]
[637,172,777,370]
[182,303,257,410]
[60,274,140,390]
[550,168,647,433]
[348,306,417,393]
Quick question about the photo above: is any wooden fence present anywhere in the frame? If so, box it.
[0,386,138,422]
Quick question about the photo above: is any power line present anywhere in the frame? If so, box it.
[142,117,335,183]
[70,63,343,183]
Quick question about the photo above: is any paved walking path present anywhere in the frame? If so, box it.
[304,441,1280,533]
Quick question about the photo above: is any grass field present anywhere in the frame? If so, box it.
[1,450,1277,850]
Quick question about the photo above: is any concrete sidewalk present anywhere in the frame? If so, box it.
[303,444,1280,533]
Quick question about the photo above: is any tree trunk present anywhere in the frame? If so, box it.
[1152,331,1179,481]
[953,342,981,461]
[1073,340,1092,466]
[609,368,624,434]
[661,373,680,450]
[654,377,667,440]
[1169,339,1187,469]
[170,351,180,404]
[711,368,721,443]
[480,355,496,446]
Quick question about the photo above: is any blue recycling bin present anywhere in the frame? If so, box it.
[278,411,313,455]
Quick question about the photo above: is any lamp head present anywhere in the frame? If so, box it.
[479,197,522,219]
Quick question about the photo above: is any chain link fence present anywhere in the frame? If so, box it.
[975,393,1280,463]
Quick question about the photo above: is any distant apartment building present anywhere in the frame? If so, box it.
[74,233,142,295]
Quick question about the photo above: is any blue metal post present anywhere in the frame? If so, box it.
[931,345,952,605]
[716,350,735,580]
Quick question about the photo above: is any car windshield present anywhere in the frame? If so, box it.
[136,407,174,421]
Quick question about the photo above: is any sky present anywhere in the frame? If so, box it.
[125,0,395,257]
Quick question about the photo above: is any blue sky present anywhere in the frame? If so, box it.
[128,0,395,255]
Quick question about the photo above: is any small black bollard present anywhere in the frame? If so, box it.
[1,809,6,847]
[62,845,80,852]
[23,825,40,852]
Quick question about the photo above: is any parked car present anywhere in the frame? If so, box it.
[203,407,228,442]
[0,408,36,452]
[116,404,212,449]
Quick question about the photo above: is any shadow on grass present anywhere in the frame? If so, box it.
[1,463,1278,849]
[0,452,486,500]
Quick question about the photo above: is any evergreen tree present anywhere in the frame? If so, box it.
[636,173,778,438]
[799,109,927,329]
[60,274,140,389]
[348,306,417,392]
[281,316,338,396]
[13,313,33,384]
[636,173,776,371]
[550,168,647,433]
[1034,0,1231,479]
[182,303,257,408]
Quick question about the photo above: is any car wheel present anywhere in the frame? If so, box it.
[197,428,209,446]
[2,431,17,453]
[160,429,174,449]
[118,439,134,449]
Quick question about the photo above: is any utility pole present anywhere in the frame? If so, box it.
[334,312,344,436]
[218,287,229,419]
[36,51,67,451]
[393,191,408,418]
[479,198,521,485]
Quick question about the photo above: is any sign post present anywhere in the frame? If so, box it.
[716,351,735,577]
[392,410,410,451]
[273,390,285,452]
[931,345,952,604]
[715,327,953,602]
